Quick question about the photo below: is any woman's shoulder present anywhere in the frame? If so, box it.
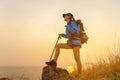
[71,21,77,25]
[70,21,78,27]
[67,21,77,27]
[71,21,75,23]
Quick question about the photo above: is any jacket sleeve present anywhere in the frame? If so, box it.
[61,34,69,38]
[61,26,70,38]
[61,21,79,38]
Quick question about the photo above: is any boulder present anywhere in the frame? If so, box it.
[0,78,10,80]
[42,65,72,80]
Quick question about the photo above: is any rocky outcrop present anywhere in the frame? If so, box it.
[0,78,10,80]
[42,65,73,80]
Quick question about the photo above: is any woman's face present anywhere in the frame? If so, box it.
[64,15,71,23]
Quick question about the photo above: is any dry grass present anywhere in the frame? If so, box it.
[71,46,120,80]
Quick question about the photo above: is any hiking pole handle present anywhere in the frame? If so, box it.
[49,35,60,61]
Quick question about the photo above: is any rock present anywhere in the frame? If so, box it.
[42,65,72,80]
[0,78,10,80]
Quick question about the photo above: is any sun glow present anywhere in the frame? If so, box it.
[65,66,75,74]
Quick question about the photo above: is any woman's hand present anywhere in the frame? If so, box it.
[59,33,65,38]
[59,33,64,36]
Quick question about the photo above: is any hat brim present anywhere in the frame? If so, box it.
[62,14,67,18]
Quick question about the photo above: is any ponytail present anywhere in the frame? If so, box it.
[72,18,76,22]
[69,17,76,24]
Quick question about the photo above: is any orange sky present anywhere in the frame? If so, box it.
[0,0,120,66]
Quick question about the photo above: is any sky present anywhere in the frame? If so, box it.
[0,0,120,66]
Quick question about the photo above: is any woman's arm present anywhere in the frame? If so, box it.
[60,21,79,38]
[60,26,70,38]
[60,33,69,38]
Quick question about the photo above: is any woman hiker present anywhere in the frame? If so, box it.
[46,13,82,78]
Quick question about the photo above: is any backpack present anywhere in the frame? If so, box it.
[76,19,88,44]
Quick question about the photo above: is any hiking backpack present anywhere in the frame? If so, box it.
[76,19,88,44]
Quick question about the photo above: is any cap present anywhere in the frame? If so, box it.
[62,13,73,18]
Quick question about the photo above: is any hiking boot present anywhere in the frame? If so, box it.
[45,60,57,67]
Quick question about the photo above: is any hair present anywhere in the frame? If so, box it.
[72,17,76,22]
[63,13,76,24]
[68,14,76,23]
[69,14,76,22]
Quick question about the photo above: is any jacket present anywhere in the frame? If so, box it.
[62,21,81,46]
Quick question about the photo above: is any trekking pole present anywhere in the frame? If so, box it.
[49,35,61,61]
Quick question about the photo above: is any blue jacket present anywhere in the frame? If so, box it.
[62,21,81,46]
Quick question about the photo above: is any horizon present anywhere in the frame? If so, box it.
[0,0,120,67]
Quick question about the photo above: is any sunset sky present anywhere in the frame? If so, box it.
[0,0,120,66]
